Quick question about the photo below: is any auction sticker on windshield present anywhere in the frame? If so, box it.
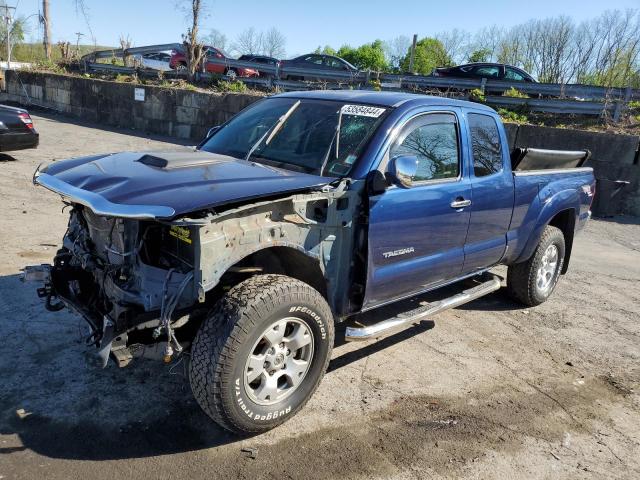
[341,104,386,117]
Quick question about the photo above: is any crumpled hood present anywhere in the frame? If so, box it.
[35,150,332,219]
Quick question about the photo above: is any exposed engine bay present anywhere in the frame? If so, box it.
[40,207,199,366]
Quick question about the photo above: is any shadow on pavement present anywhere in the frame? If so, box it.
[595,214,640,226]
[0,273,242,461]
[0,153,17,162]
[0,271,523,461]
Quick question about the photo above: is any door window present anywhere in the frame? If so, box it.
[473,66,500,78]
[325,57,345,69]
[504,67,526,81]
[468,113,503,177]
[390,113,460,182]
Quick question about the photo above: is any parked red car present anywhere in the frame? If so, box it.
[170,46,259,78]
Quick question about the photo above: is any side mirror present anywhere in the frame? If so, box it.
[387,155,418,188]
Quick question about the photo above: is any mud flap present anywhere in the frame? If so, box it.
[96,316,115,368]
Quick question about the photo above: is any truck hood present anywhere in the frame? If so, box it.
[35,150,332,219]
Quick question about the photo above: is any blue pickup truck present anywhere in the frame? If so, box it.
[25,91,595,434]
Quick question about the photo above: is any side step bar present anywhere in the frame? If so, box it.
[345,274,502,342]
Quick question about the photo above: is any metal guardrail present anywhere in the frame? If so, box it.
[79,44,639,119]
[484,96,617,115]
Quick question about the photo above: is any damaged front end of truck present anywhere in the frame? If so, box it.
[24,152,364,367]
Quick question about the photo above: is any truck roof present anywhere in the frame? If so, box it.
[273,90,495,111]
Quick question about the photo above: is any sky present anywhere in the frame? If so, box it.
[13,0,640,57]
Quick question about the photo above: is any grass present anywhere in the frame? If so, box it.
[498,108,529,124]
[469,88,486,103]
[215,80,248,93]
[11,43,117,63]
[502,87,529,98]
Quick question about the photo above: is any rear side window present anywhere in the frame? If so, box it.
[391,113,459,182]
[468,113,502,177]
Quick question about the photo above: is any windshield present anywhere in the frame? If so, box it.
[200,98,388,177]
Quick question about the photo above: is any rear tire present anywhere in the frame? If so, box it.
[189,274,334,435]
[507,225,565,306]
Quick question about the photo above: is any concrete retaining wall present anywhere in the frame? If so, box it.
[2,70,639,216]
[0,70,263,142]
[508,124,640,216]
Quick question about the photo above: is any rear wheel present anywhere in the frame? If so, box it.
[507,225,565,306]
[225,68,238,80]
[189,274,334,434]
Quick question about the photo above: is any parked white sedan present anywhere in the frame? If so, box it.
[135,52,172,71]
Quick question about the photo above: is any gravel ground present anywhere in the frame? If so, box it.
[1,113,639,480]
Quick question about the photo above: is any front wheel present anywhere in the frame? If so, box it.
[507,225,565,306]
[189,274,334,434]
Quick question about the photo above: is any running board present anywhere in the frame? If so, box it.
[345,274,502,342]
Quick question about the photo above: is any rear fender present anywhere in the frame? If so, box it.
[514,188,580,265]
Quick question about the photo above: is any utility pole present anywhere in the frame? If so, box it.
[408,33,417,74]
[42,0,51,60]
[0,3,15,69]
[74,31,83,57]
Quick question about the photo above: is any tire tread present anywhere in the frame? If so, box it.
[189,274,333,434]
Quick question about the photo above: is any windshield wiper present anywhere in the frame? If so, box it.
[244,100,301,162]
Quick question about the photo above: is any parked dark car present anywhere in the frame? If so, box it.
[238,54,280,78]
[170,46,259,78]
[0,104,39,152]
[279,54,358,81]
[434,63,536,82]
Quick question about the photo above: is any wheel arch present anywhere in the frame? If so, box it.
[210,244,328,302]
[514,189,580,270]
[548,209,576,274]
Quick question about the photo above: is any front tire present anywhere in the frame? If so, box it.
[189,274,334,434]
[507,225,565,306]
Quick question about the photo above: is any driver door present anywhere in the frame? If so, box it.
[363,111,472,308]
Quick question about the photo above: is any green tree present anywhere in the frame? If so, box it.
[337,40,388,71]
[400,37,451,74]
[0,13,27,61]
[314,45,336,55]
[468,48,491,63]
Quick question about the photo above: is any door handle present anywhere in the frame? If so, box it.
[450,198,472,209]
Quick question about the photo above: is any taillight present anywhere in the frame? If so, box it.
[582,183,595,207]
[18,112,34,130]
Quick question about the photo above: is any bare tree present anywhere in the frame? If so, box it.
[262,27,286,58]
[203,28,227,50]
[182,0,207,80]
[491,9,640,86]
[383,35,411,69]
[232,27,286,57]
[471,25,503,62]
[120,34,133,66]
[436,29,468,65]
[233,27,263,55]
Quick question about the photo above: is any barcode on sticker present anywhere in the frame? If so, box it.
[341,105,386,117]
